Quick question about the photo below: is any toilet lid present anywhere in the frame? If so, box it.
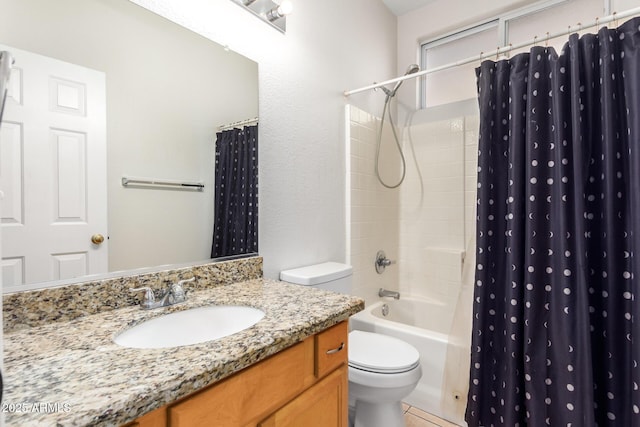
[348,330,420,374]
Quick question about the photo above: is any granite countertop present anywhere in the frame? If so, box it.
[4,279,364,426]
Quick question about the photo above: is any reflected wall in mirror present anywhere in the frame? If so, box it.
[0,0,259,292]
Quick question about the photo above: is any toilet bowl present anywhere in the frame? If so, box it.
[348,330,422,427]
[279,262,423,427]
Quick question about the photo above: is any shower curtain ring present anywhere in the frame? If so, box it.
[613,12,618,27]
[496,47,500,60]
[595,17,599,32]
[533,35,538,46]
[545,32,550,47]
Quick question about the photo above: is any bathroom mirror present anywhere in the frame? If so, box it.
[0,0,259,292]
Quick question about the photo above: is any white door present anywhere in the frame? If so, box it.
[0,44,108,290]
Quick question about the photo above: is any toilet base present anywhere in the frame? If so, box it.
[353,399,405,427]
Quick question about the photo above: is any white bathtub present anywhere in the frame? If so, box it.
[350,297,464,425]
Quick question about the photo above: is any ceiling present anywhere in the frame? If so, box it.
[382,0,438,16]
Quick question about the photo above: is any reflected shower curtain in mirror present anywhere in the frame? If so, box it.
[467,18,640,426]
[211,125,258,258]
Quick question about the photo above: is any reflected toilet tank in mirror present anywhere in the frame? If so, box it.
[0,0,259,291]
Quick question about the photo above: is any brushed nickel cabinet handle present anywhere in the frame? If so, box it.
[326,342,345,355]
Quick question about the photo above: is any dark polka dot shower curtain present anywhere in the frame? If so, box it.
[211,125,258,258]
[466,17,640,427]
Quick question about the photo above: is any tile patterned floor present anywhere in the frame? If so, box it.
[402,404,461,427]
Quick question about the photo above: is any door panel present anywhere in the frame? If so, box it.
[51,128,87,222]
[0,43,107,290]
[0,121,23,225]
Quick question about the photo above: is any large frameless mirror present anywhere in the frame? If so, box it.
[0,0,259,292]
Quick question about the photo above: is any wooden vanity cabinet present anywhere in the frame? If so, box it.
[125,321,348,427]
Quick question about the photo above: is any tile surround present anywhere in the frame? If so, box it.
[348,105,477,426]
[397,117,465,305]
[348,105,478,306]
[348,106,400,305]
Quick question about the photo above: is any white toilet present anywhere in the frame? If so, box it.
[280,262,422,427]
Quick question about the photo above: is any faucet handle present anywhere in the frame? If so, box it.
[130,287,156,308]
[176,277,195,287]
[375,250,396,274]
[170,277,194,303]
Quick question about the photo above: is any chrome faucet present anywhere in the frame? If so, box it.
[130,277,195,310]
[378,288,400,299]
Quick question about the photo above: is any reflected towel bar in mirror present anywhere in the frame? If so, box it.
[121,176,205,191]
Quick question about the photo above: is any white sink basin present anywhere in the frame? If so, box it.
[114,305,265,349]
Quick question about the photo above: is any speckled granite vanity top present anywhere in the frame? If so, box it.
[4,278,364,426]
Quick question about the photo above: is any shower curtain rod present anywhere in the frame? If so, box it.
[344,5,640,97]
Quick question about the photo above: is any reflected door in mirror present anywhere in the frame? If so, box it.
[0,44,108,290]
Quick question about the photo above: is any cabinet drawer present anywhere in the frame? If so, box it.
[315,321,348,378]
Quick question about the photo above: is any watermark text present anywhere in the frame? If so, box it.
[2,402,71,413]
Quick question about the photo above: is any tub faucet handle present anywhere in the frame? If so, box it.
[375,250,396,274]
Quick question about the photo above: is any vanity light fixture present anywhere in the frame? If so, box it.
[231,0,292,33]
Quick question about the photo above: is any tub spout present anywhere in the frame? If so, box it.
[379,288,400,299]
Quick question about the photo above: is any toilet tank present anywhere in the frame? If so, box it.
[280,262,352,294]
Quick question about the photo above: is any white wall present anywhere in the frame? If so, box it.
[131,0,397,279]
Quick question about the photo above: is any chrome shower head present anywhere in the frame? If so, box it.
[405,64,420,74]
[384,64,420,98]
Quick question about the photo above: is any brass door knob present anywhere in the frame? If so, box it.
[91,234,105,245]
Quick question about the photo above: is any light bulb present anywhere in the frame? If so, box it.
[278,0,293,15]
[266,0,293,21]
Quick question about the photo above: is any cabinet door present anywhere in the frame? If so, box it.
[259,364,348,427]
[124,407,166,427]
[169,339,314,427]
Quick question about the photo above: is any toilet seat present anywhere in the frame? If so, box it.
[348,330,420,374]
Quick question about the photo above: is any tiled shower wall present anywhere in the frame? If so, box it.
[347,105,479,306]
[347,106,400,304]
[397,118,463,307]
[464,115,479,246]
